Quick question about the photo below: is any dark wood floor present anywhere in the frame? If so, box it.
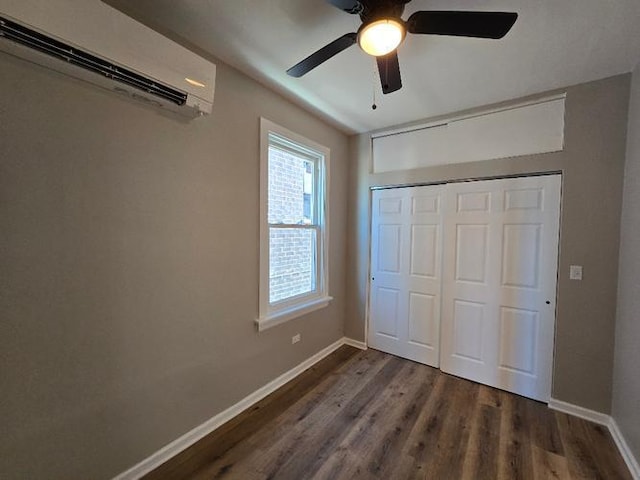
[145,346,632,480]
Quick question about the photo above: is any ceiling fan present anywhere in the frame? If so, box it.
[287,0,518,95]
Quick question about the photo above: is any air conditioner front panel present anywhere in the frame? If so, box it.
[0,0,215,117]
[1,37,207,117]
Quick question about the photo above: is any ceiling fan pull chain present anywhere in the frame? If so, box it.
[372,58,378,110]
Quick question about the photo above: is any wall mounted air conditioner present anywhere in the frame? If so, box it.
[0,0,216,119]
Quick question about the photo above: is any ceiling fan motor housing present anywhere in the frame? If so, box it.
[358,0,408,24]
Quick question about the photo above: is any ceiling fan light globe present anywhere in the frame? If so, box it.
[358,19,405,56]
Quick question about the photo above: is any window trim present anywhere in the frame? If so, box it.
[256,118,332,332]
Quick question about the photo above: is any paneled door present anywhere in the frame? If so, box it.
[439,175,561,402]
[368,186,444,367]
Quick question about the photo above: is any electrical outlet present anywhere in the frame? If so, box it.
[569,265,583,281]
[292,334,301,344]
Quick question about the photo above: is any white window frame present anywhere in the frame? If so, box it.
[256,118,332,331]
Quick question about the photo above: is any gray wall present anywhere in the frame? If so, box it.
[0,51,349,478]
[347,74,630,414]
[613,63,640,462]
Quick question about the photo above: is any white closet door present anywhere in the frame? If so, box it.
[440,175,561,402]
[368,186,443,367]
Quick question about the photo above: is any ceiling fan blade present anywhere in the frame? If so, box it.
[377,51,402,95]
[407,11,518,39]
[287,33,357,77]
[326,0,363,14]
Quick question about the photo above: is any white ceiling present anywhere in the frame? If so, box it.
[106,0,640,134]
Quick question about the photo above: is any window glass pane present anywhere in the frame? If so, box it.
[269,227,317,303]
[268,146,315,225]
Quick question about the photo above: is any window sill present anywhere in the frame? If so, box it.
[256,296,333,332]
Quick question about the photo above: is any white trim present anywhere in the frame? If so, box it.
[370,93,567,139]
[548,398,611,425]
[259,118,270,323]
[343,337,368,350]
[258,117,331,330]
[256,295,333,332]
[549,398,640,480]
[610,418,640,480]
[112,337,362,480]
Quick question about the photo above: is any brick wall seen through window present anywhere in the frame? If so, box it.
[268,146,317,303]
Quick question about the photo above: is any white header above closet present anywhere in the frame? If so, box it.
[372,95,566,173]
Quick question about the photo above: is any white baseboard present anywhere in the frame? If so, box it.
[343,337,367,350]
[548,398,610,425]
[113,336,361,480]
[549,398,640,480]
[609,418,640,480]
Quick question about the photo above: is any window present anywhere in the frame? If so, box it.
[257,118,331,331]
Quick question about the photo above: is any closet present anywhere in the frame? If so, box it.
[368,174,561,402]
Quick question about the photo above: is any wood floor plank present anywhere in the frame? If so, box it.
[557,412,607,480]
[402,374,456,479]
[558,413,633,480]
[531,445,570,480]
[583,421,633,480]
[312,362,437,480]
[146,347,633,480]
[525,399,564,456]
[460,403,500,480]
[248,350,393,474]
[478,384,504,409]
[309,361,420,480]
[386,371,448,480]
[365,365,437,479]
[498,392,534,480]
[419,376,478,480]
[259,355,406,479]
[193,349,391,479]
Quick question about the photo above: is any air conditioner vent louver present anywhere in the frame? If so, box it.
[0,15,187,106]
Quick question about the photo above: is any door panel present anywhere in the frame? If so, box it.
[410,225,438,277]
[498,306,538,375]
[452,300,486,362]
[501,224,541,288]
[378,225,401,273]
[440,174,561,402]
[374,287,400,339]
[369,186,444,367]
[455,224,489,283]
[408,292,437,347]
[457,191,491,212]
